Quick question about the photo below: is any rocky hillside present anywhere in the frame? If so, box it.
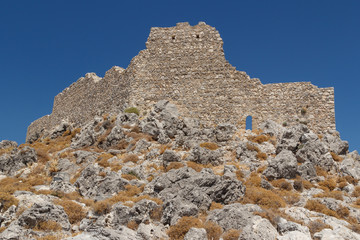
[0,100,359,240]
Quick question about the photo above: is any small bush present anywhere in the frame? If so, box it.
[33,220,62,232]
[243,187,286,209]
[244,172,262,188]
[337,205,350,218]
[93,201,112,215]
[124,107,140,116]
[167,216,202,240]
[352,186,360,197]
[314,190,343,201]
[318,178,337,191]
[54,199,86,224]
[246,143,260,153]
[96,153,114,167]
[271,179,293,191]
[308,219,332,236]
[345,175,358,185]
[127,220,139,230]
[293,179,303,192]
[121,173,138,181]
[315,166,328,177]
[222,229,241,240]
[256,152,267,161]
[209,201,223,210]
[150,206,163,221]
[235,169,244,180]
[204,221,223,240]
[248,135,270,144]
[302,179,314,189]
[123,154,139,164]
[330,152,343,162]
[277,190,300,205]
[305,200,339,218]
[199,142,219,150]
[166,162,184,172]
[187,161,204,172]
[0,192,19,212]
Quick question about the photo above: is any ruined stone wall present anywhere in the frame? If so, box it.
[26,22,336,142]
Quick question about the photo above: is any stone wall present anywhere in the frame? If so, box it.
[26,22,335,142]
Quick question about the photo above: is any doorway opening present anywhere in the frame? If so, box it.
[246,116,252,130]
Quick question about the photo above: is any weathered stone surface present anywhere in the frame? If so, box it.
[185,146,223,165]
[147,167,245,210]
[207,203,261,230]
[75,165,128,200]
[184,227,208,240]
[323,132,349,155]
[263,150,298,180]
[215,123,236,142]
[161,197,198,225]
[0,146,37,175]
[238,216,279,240]
[0,140,17,150]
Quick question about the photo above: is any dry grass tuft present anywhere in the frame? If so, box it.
[242,187,286,209]
[54,199,86,224]
[248,135,270,144]
[222,229,241,240]
[330,152,344,162]
[315,166,328,177]
[187,161,204,172]
[305,200,339,218]
[122,154,139,164]
[209,201,223,211]
[244,172,262,188]
[352,186,360,198]
[199,142,219,150]
[314,191,343,201]
[256,152,268,160]
[167,216,203,240]
[33,220,62,232]
[127,220,139,230]
[271,179,293,191]
[165,162,184,172]
[318,178,337,191]
[0,192,19,212]
[204,221,223,240]
[307,219,333,236]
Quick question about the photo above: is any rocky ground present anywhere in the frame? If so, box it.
[1,100,360,240]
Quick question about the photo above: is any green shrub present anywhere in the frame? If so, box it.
[124,107,140,116]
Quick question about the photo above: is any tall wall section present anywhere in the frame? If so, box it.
[26,22,335,142]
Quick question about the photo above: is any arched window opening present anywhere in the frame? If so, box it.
[246,116,252,130]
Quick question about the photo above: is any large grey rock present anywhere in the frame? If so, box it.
[340,154,360,179]
[50,121,71,139]
[0,140,17,150]
[186,146,223,166]
[71,117,106,148]
[0,201,71,240]
[215,123,237,142]
[161,197,199,225]
[66,226,142,240]
[207,203,261,230]
[276,124,309,153]
[259,120,285,139]
[184,227,208,240]
[147,167,245,210]
[161,149,181,166]
[296,135,334,171]
[277,217,311,238]
[0,146,37,175]
[136,223,168,240]
[100,126,125,148]
[263,150,298,180]
[277,231,312,240]
[323,132,349,155]
[75,165,128,200]
[239,216,279,240]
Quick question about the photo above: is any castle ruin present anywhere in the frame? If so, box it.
[26,22,335,142]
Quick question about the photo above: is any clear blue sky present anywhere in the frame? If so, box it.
[0,0,359,151]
